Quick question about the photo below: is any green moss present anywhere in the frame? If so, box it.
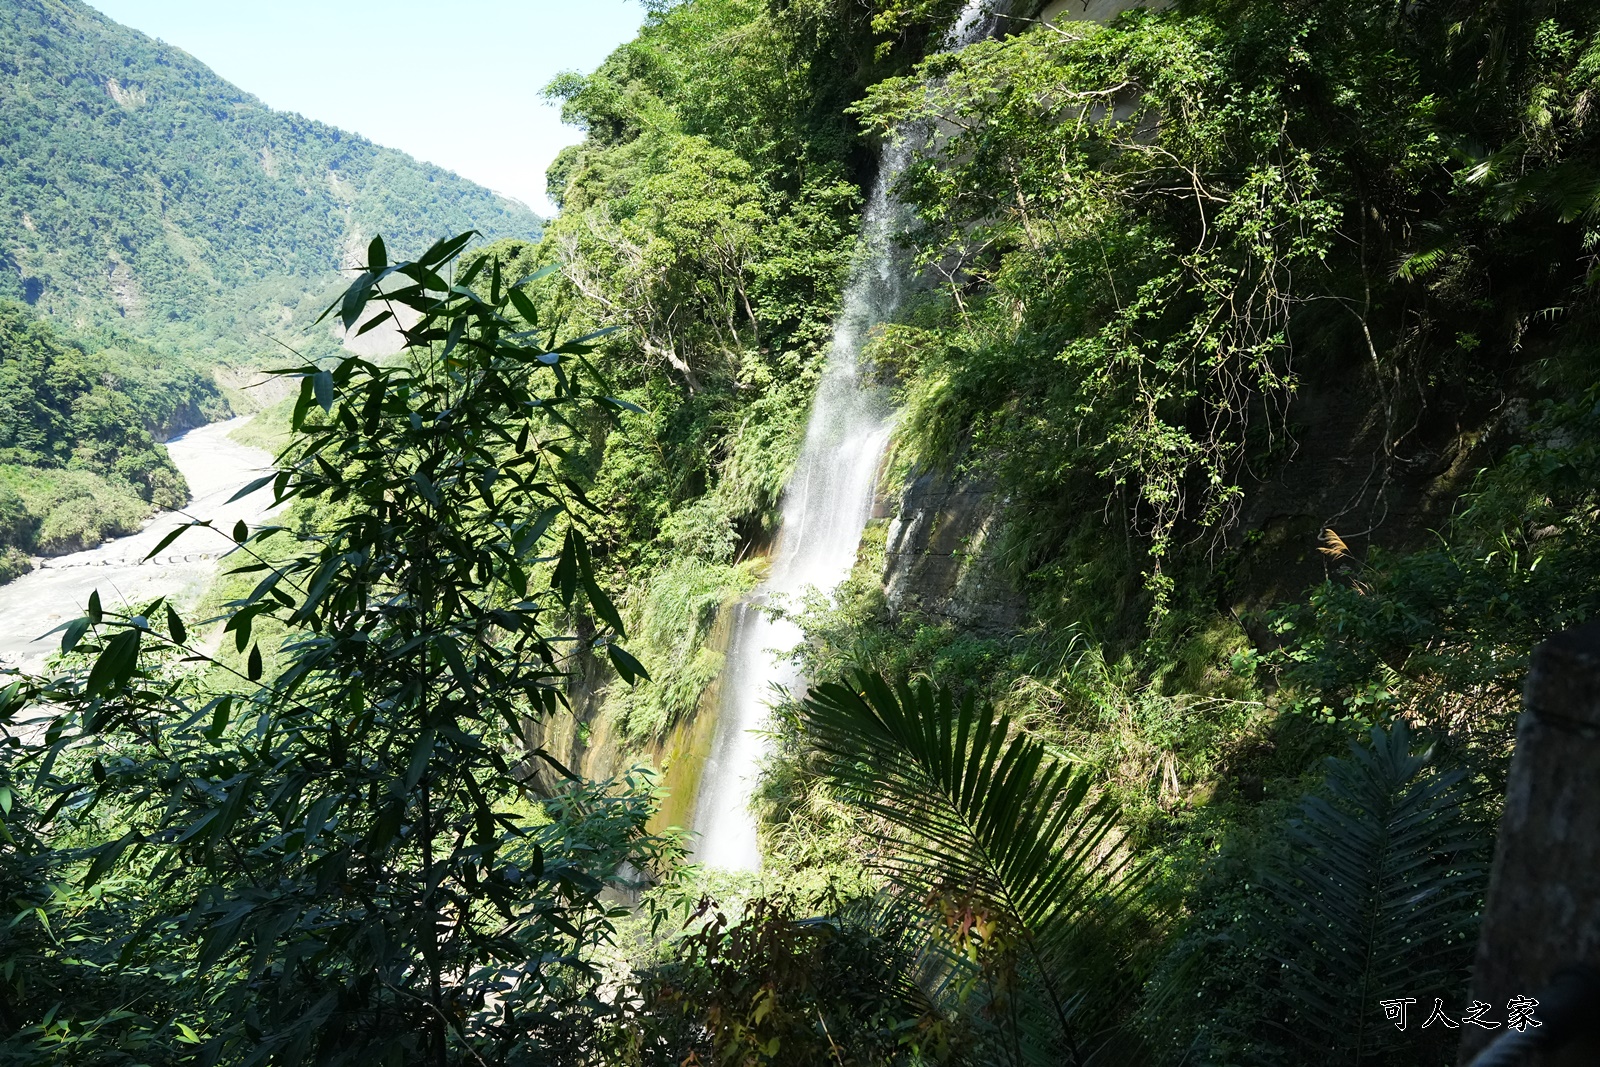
[608,558,761,741]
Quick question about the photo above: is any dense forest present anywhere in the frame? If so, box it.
[4,0,1599,1064]
[0,299,219,578]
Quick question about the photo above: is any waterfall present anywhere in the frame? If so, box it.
[688,0,1003,871]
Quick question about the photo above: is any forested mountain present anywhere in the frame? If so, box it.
[0,0,542,577]
[0,299,217,577]
[0,0,541,359]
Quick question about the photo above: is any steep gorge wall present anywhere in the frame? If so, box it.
[1037,0,1170,23]
[873,0,1176,632]
[878,366,1511,646]
[881,469,1023,633]
[527,602,734,836]
[874,0,1508,643]
[531,0,1515,841]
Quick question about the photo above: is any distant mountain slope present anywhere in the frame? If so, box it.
[0,0,541,360]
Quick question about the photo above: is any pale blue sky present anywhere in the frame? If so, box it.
[85,1,646,215]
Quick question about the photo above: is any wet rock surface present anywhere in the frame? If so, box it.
[883,468,1024,635]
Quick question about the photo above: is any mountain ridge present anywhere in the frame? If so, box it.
[0,0,542,576]
[0,0,542,363]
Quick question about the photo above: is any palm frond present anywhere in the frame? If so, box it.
[802,673,1157,1064]
[1481,157,1600,224]
[1394,243,1458,282]
[838,892,981,1018]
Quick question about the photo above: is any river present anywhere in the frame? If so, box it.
[0,417,278,672]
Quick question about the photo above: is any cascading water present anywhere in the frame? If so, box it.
[688,0,1003,871]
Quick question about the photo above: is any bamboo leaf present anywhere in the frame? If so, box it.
[417,230,476,269]
[58,616,90,654]
[143,522,195,561]
[313,370,334,412]
[84,831,139,888]
[607,642,649,685]
[86,628,141,697]
[227,474,277,504]
[354,308,394,336]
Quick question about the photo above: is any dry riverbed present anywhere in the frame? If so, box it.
[0,417,277,672]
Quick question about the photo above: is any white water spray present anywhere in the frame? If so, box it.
[688,0,1003,871]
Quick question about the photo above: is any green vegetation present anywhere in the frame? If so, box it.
[454,0,902,740]
[517,0,1600,1061]
[1144,721,1487,1064]
[0,299,220,572]
[610,557,759,740]
[799,675,1157,1061]
[0,0,541,361]
[800,0,1600,837]
[225,395,296,453]
[0,236,672,1063]
[0,0,545,582]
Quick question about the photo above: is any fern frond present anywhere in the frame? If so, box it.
[1394,244,1455,281]
[1259,720,1487,1063]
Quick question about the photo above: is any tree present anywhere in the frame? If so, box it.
[0,233,671,1065]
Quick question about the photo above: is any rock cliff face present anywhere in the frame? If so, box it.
[874,7,1177,636]
[882,468,1024,633]
[1035,0,1172,27]
[523,615,728,836]
[877,352,1510,645]
[1221,372,1494,625]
